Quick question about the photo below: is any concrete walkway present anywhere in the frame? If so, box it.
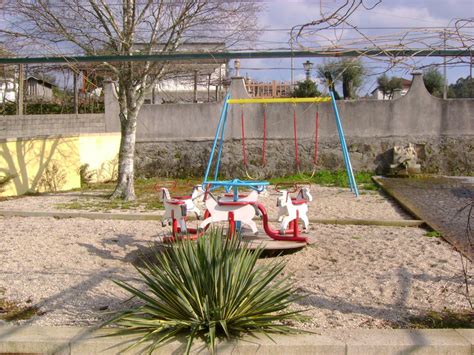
[0,325,472,354]
[374,176,474,259]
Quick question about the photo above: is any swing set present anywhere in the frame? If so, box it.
[203,92,359,198]
[239,98,321,175]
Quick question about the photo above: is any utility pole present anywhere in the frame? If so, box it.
[73,70,79,114]
[193,70,198,103]
[470,51,472,79]
[443,29,448,99]
[17,64,24,115]
[290,37,294,90]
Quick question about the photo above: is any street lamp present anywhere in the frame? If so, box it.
[303,60,313,81]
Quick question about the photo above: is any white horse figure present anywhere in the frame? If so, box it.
[276,187,312,234]
[219,188,268,217]
[160,187,188,233]
[160,185,204,224]
[199,193,258,234]
[185,185,204,219]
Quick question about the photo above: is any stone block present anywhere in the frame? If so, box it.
[0,325,82,355]
[328,329,471,355]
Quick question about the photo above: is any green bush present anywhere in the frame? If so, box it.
[293,79,321,98]
[104,231,306,354]
[0,102,104,115]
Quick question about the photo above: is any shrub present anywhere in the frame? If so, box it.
[104,231,306,354]
[293,79,321,98]
[0,173,16,193]
[79,164,95,186]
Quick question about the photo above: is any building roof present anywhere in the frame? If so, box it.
[371,78,412,94]
[26,75,56,88]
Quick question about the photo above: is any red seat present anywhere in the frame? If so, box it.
[218,200,252,206]
[168,199,186,205]
[223,193,248,198]
[173,195,192,200]
[291,198,308,205]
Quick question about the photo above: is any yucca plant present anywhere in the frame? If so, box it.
[103,230,306,354]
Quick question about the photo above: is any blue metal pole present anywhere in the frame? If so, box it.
[203,94,230,184]
[213,100,229,181]
[329,91,353,191]
[329,91,360,197]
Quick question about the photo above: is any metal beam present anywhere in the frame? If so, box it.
[0,49,472,64]
[227,97,331,104]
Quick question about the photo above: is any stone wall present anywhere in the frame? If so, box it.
[1,73,473,178]
[135,136,473,179]
[128,73,474,177]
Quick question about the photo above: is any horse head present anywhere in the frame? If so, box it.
[160,187,171,202]
[301,187,313,202]
[191,184,205,200]
[276,190,289,207]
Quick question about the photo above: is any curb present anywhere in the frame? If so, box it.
[0,209,423,228]
[0,326,472,354]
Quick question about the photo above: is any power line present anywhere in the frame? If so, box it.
[0,49,473,64]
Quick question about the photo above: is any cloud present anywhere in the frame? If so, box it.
[239,1,473,88]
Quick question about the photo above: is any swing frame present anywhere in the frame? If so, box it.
[203,94,359,197]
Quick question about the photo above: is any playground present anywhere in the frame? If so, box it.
[0,184,469,329]
[0,91,472,330]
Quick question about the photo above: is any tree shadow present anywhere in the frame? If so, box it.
[77,233,168,266]
[0,136,79,196]
[294,265,466,325]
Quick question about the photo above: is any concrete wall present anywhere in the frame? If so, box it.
[1,73,473,180]
[0,133,120,196]
[0,113,105,139]
[115,74,473,177]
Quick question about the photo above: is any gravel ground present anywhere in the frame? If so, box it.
[0,185,470,328]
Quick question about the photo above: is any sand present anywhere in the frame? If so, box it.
[0,186,470,328]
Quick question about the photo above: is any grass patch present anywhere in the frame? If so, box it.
[60,177,201,212]
[56,171,377,212]
[269,170,378,191]
[0,289,39,322]
[408,310,474,329]
[425,230,443,238]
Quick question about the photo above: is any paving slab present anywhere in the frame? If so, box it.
[456,329,474,353]
[374,176,474,259]
[327,328,472,355]
[0,325,83,354]
[2,326,473,355]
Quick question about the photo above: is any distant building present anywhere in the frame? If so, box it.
[0,76,56,103]
[132,42,228,103]
[0,78,17,102]
[25,76,56,100]
[245,78,293,98]
[371,78,411,100]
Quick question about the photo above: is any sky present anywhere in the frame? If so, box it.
[238,0,474,95]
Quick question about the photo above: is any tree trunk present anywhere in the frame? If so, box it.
[111,110,137,201]
[342,79,350,100]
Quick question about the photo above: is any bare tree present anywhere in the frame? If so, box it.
[291,2,473,80]
[1,1,260,200]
